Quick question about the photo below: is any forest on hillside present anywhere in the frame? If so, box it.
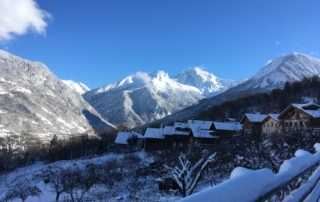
[197,75,320,121]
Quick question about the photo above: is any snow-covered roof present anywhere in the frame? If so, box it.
[172,122,190,136]
[241,114,267,123]
[114,131,144,144]
[279,102,320,119]
[292,102,320,109]
[263,114,281,123]
[190,128,219,139]
[163,126,173,135]
[292,103,320,118]
[213,122,243,131]
[144,128,164,139]
[187,120,213,130]
[225,117,236,122]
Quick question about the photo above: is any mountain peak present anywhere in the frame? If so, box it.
[174,67,241,97]
[62,80,90,94]
[252,52,320,88]
[149,70,169,80]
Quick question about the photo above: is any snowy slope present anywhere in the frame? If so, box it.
[250,52,320,89]
[174,67,245,97]
[150,52,320,126]
[62,80,90,94]
[83,68,243,127]
[83,71,205,128]
[0,50,115,136]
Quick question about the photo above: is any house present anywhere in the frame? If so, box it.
[171,122,192,150]
[189,127,219,147]
[188,119,214,130]
[144,127,166,151]
[240,114,268,135]
[261,114,282,135]
[114,131,145,150]
[188,120,218,147]
[212,121,243,137]
[278,102,320,131]
[225,117,236,122]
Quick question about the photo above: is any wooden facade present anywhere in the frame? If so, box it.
[278,103,320,131]
[261,114,282,135]
[240,114,267,135]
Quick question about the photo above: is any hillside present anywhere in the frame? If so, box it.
[146,53,320,126]
[0,50,115,137]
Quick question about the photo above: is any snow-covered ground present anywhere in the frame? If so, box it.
[0,152,183,202]
[1,144,319,202]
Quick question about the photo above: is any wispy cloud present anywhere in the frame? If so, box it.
[0,0,52,42]
[310,51,318,56]
[275,41,280,46]
[135,72,152,84]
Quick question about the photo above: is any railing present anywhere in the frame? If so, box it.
[178,143,320,202]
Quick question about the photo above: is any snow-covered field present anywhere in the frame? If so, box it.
[0,152,184,202]
[1,144,320,202]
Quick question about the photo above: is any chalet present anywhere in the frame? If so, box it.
[144,127,166,151]
[278,102,320,131]
[212,121,243,137]
[190,127,219,147]
[188,119,214,130]
[261,114,282,135]
[187,119,217,145]
[240,114,267,135]
[114,131,145,150]
[171,122,192,150]
[225,117,236,122]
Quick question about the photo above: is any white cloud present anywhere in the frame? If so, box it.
[0,0,52,42]
[135,72,152,84]
[266,60,272,65]
[275,41,280,46]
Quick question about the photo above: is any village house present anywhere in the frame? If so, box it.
[261,114,282,135]
[171,122,192,150]
[240,114,267,135]
[278,102,320,131]
[189,127,219,147]
[114,131,145,150]
[144,127,166,151]
[212,121,243,137]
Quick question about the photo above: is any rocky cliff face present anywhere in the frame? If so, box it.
[83,71,205,128]
[0,50,115,137]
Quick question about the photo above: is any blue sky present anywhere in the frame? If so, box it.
[1,0,320,90]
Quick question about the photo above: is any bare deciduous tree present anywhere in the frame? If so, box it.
[39,165,65,202]
[3,178,42,202]
[164,153,216,197]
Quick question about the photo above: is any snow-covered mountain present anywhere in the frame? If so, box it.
[83,68,244,127]
[0,50,115,136]
[174,67,245,97]
[83,71,206,128]
[149,52,320,126]
[62,80,90,94]
[250,52,320,88]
